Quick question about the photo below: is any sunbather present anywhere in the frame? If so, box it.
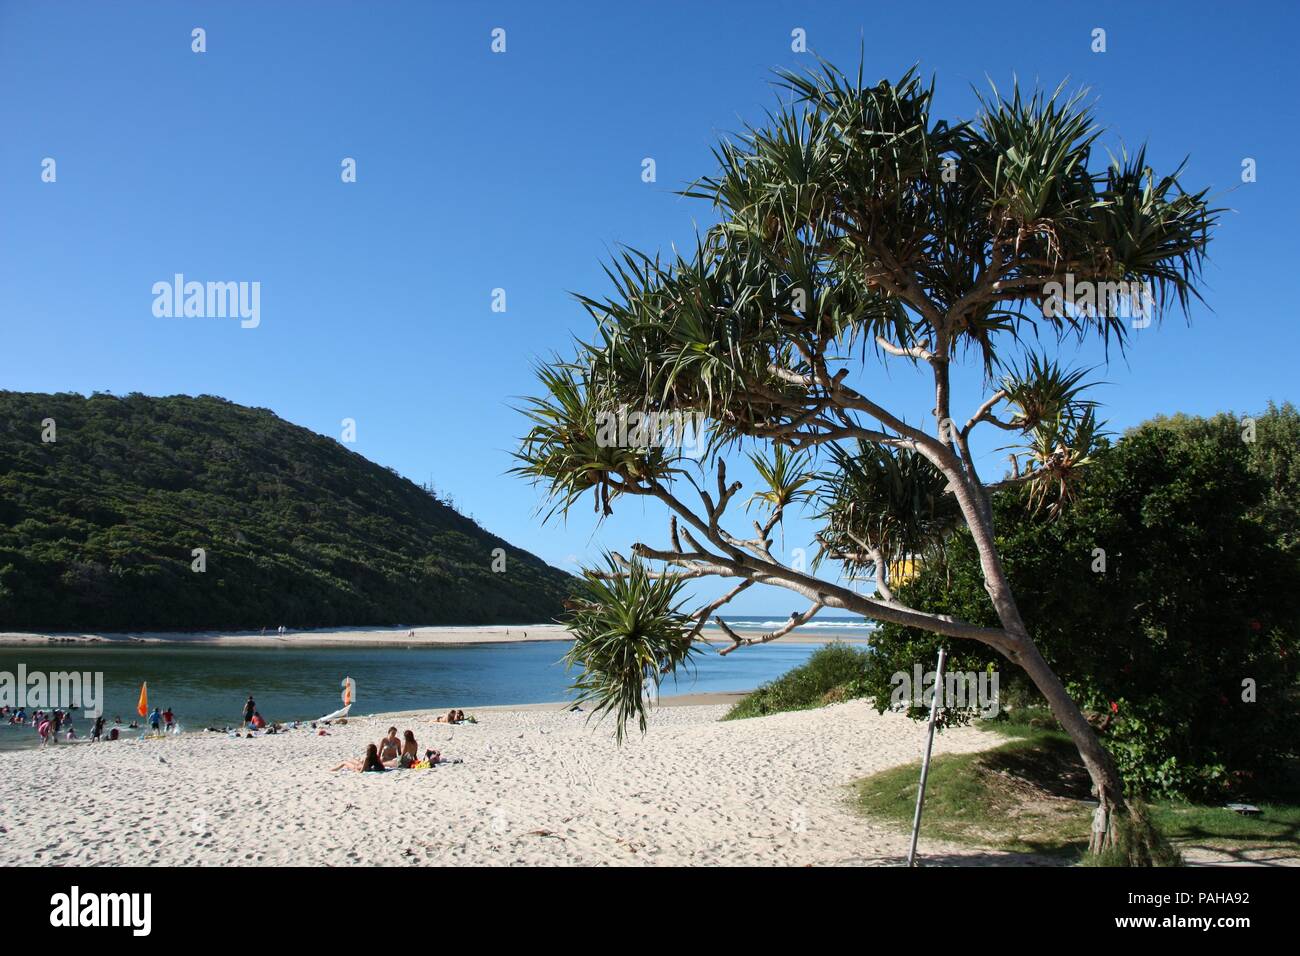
[377,727,401,762]
[330,743,387,773]
[387,729,419,768]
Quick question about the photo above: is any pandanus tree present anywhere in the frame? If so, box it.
[515,62,1216,858]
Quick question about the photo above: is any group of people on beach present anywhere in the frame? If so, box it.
[241,695,268,731]
[330,718,468,773]
[2,705,176,746]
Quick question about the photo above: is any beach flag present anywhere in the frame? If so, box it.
[136,682,148,717]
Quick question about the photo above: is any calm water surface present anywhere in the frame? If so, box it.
[0,638,841,750]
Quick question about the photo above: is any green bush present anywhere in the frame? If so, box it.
[857,406,1300,800]
[724,641,871,719]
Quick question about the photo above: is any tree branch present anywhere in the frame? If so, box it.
[716,600,824,656]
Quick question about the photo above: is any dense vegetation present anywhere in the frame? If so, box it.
[723,642,870,720]
[858,404,1300,800]
[0,391,573,630]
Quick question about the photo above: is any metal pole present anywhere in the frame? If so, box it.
[907,646,947,867]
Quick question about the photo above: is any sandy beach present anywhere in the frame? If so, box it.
[0,699,1037,867]
[0,624,867,649]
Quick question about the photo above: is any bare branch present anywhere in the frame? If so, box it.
[716,600,824,656]
[876,335,936,363]
[961,390,1010,438]
[686,580,753,642]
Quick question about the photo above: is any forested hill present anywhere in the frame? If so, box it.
[0,391,574,631]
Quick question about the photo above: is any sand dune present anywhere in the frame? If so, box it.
[0,700,1045,867]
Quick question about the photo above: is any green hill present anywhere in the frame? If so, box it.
[0,391,573,631]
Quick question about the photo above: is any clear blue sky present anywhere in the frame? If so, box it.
[2,1,1296,616]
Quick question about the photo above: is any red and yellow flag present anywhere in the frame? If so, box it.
[136,682,148,717]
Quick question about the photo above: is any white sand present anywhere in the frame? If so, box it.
[0,624,865,648]
[0,700,1044,867]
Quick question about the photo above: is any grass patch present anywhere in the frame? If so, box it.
[1150,802,1300,850]
[723,642,870,720]
[979,705,1062,740]
[855,727,1300,863]
[856,729,1093,856]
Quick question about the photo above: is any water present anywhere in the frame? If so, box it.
[708,615,875,638]
[0,636,851,750]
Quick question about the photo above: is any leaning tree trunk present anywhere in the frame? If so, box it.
[946,474,1128,854]
[1004,638,1126,853]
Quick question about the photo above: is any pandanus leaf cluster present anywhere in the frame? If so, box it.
[562,557,697,742]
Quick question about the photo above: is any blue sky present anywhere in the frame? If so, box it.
[1,1,1297,616]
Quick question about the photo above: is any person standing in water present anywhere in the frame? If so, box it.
[242,695,256,730]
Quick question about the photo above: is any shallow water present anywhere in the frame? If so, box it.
[0,637,840,750]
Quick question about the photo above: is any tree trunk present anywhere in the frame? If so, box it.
[1007,638,1126,853]
[941,466,1129,854]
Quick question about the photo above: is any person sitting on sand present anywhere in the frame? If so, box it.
[377,727,401,763]
[330,743,387,773]
[387,730,419,768]
[434,709,466,724]
[250,711,266,730]
[423,748,463,766]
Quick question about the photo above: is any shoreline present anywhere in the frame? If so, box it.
[0,691,753,752]
[0,623,871,649]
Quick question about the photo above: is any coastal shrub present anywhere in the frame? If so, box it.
[857,407,1300,801]
[724,642,871,719]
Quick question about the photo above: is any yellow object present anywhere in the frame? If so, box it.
[888,556,921,587]
[136,682,148,718]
